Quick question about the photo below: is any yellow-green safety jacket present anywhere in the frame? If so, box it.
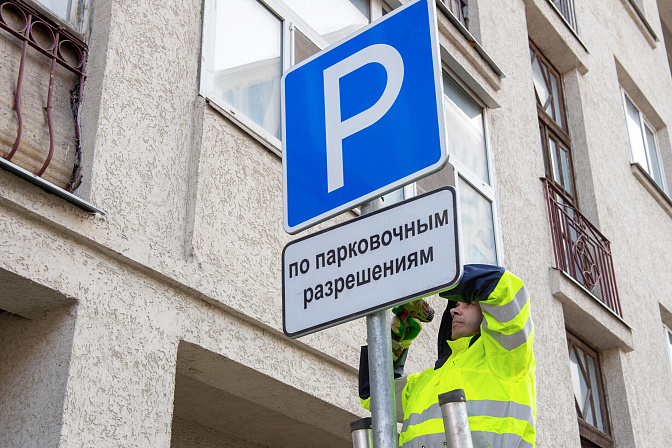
[361,265,536,448]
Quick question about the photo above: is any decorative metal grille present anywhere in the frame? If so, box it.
[442,0,468,29]
[0,0,87,192]
[550,0,578,34]
[544,178,623,318]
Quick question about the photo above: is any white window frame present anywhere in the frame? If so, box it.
[441,65,503,265]
[665,323,672,377]
[200,0,381,155]
[620,89,668,193]
[29,0,90,35]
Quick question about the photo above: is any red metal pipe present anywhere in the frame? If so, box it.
[36,30,59,177]
[4,12,31,161]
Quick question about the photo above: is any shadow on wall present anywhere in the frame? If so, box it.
[0,302,77,446]
[170,342,357,448]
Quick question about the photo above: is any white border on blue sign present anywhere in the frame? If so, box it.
[281,0,447,234]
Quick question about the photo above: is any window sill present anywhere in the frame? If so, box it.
[549,268,634,352]
[619,0,659,48]
[435,0,506,80]
[0,158,104,215]
[204,97,282,160]
[545,0,589,53]
[578,419,614,448]
[630,163,672,219]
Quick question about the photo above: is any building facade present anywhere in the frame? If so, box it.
[2,0,672,446]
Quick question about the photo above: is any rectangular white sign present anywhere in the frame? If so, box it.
[282,187,462,338]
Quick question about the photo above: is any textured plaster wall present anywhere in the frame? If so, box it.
[561,0,672,445]
[170,417,268,448]
[0,307,76,447]
[473,1,580,446]
[2,0,672,446]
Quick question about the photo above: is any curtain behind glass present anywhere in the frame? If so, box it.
[283,0,369,44]
[214,0,282,139]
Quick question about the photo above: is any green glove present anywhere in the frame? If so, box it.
[391,306,423,361]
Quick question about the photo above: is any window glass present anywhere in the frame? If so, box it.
[666,326,672,375]
[549,138,561,185]
[550,73,562,128]
[624,95,647,168]
[214,0,282,139]
[458,177,496,264]
[622,92,666,191]
[587,356,604,432]
[37,0,75,21]
[531,58,550,110]
[443,74,488,183]
[568,334,608,436]
[569,347,589,420]
[282,0,369,44]
[559,143,573,196]
[644,125,663,186]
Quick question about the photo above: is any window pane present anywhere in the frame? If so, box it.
[644,125,664,187]
[283,0,369,44]
[559,144,573,196]
[532,57,550,107]
[624,95,647,168]
[587,356,604,432]
[443,74,488,183]
[458,177,496,264]
[550,73,563,128]
[37,0,74,20]
[214,0,282,139]
[667,328,672,375]
[569,347,590,421]
[549,138,562,185]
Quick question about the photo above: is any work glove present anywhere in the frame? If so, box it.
[391,305,423,361]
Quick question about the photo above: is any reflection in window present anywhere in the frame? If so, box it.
[213,0,282,139]
[567,331,612,447]
[283,0,369,44]
[204,0,374,142]
[531,41,576,202]
[458,177,496,264]
[36,0,79,22]
[665,325,672,376]
[443,74,488,183]
[622,92,666,191]
[531,48,564,129]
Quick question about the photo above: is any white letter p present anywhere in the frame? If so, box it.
[323,44,404,192]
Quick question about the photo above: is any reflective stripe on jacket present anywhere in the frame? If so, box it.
[398,268,536,448]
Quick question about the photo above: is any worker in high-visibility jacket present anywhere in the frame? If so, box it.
[359,264,536,448]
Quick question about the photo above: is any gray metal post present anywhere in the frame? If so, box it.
[350,417,373,448]
[438,389,473,448]
[362,195,400,448]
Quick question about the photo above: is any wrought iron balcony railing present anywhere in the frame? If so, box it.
[441,0,469,29]
[0,0,87,192]
[543,178,623,318]
[550,0,578,34]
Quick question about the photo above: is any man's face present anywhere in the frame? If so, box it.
[450,302,483,340]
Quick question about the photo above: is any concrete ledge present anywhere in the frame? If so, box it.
[525,0,589,75]
[631,163,672,220]
[549,268,634,352]
[0,269,76,318]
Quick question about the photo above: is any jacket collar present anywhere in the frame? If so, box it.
[446,335,476,356]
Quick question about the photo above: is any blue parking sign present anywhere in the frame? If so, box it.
[282,0,446,234]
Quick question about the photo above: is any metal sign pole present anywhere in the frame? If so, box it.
[361,192,403,448]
